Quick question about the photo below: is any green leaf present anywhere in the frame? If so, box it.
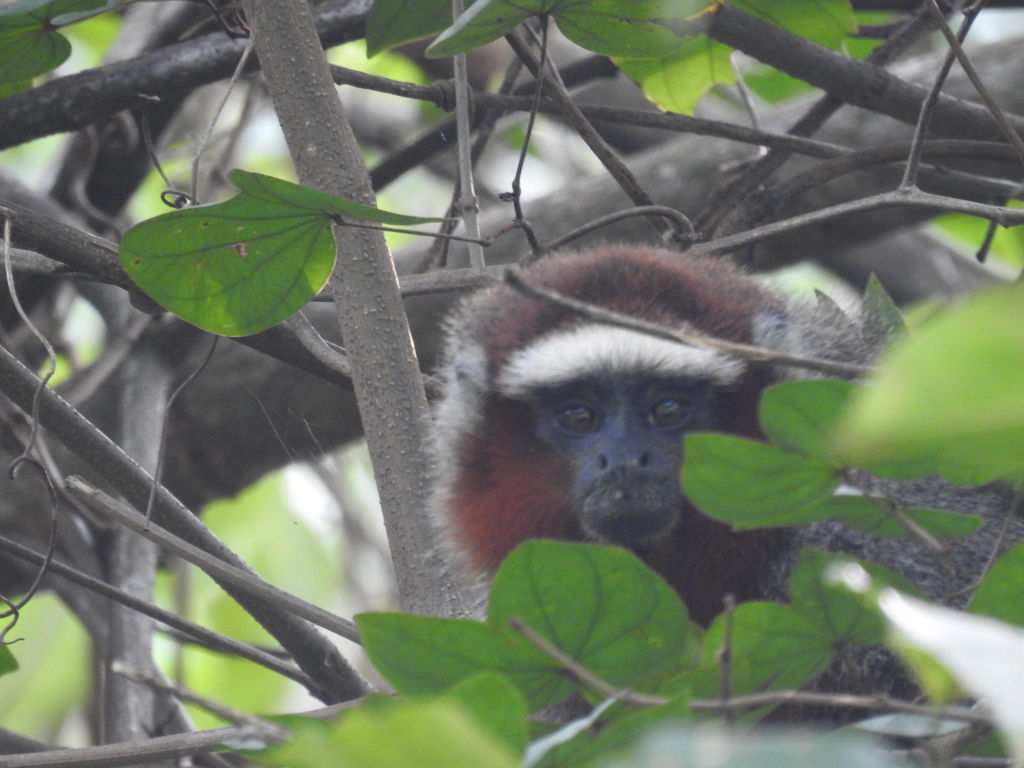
[932,203,1024,269]
[0,0,123,84]
[733,0,856,51]
[366,0,457,57]
[742,65,814,104]
[226,171,439,227]
[702,602,832,695]
[444,673,529,755]
[0,644,17,676]
[681,433,839,527]
[863,273,908,343]
[0,79,32,97]
[683,550,920,710]
[835,284,1024,485]
[970,544,1024,628]
[488,541,690,688]
[827,496,982,540]
[356,613,566,710]
[0,0,103,84]
[789,549,921,647]
[48,0,127,26]
[427,0,710,60]
[618,0,854,114]
[685,551,919,707]
[120,171,442,337]
[759,379,856,459]
[261,698,519,768]
[616,36,734,115]
[536,696,692,768]
[359,542,690,713]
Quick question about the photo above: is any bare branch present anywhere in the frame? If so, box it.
[65,476,363,645]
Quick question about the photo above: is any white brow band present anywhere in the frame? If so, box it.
[496,324,744,397]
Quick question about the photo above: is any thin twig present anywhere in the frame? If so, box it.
[422,57,525,272]
[508,616,991,724]
[333,216,492,246]
[686,187,1024,259]
[924,0,1024,165]
[397,265,504,296]
[327,62,852,161]
[901,3,984,189]
[717,594,737,727]
[951,479,1024,601]
[744,139,1024,231]
[0,724,287,768]
[729,51,766,156]
[504,28,667,235]
[508,616,663,706]
[0,213,60,641]
[285,312,351,378]
[522,206,695,266]
[191,34,255,204]
[503,20,547,256]
[451,0,485,268]
[145,335,219,526]
[2,214,57,461]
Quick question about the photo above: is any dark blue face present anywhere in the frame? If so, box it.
[531,374,717,548]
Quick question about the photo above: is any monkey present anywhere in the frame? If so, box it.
[431,244,1024,621]
[430,244,888,627]
[428,243,1024,720]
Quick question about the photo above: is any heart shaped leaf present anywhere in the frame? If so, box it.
[120,171,442,336]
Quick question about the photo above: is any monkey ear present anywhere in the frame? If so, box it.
[751,309,792,352]
[753,293,876,375]
[813,289,859,335]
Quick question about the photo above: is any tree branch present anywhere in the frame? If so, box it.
[241,0,471,617]
[707,3,1024,143]
[0,0,373,151]
[0,341,368,703]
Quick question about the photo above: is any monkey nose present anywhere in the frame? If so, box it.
[596,450,652,473]
[580,467,679,545]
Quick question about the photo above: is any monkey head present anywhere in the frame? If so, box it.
[432,245,863,624]
[496,323,739,548]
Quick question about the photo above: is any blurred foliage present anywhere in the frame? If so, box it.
[0,593,89,742]
[932,201,1024,269]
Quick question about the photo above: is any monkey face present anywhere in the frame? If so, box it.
[529,374,717,548]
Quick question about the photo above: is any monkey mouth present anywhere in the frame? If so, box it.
[578,469,680,547]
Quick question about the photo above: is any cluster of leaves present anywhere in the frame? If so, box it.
[0,0,864,114]
[250,530,1024,767]
[245,275,1024,767]
[0,0,125,95]
[366,0,856,114]
[250,541,897,768]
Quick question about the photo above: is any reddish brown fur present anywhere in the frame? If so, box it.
[447,400,580,572]
[464,246,771,374]
[443,246,790,626]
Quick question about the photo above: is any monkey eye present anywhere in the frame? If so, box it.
[649,398,689,428]
[555,405,599,433]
